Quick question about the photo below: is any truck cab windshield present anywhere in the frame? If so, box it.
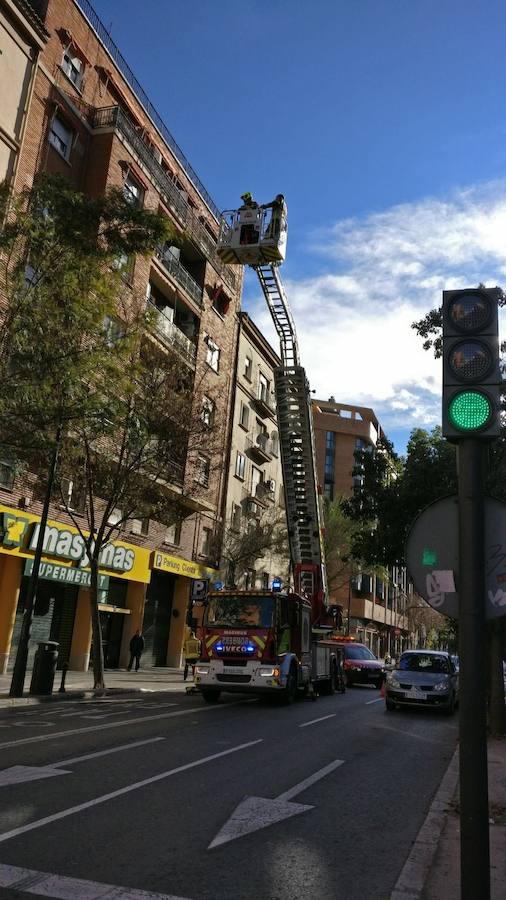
[205,596,274,628]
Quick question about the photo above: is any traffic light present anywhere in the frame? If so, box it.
[442,288,501,440]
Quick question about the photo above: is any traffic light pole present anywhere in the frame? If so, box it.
[457,438,490,900]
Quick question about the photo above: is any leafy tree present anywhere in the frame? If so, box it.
[0,175,223,692]
[217,506,289,590]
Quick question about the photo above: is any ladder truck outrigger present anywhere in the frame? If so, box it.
[193,195,345,703]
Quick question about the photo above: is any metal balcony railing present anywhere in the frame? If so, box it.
[155,246,203,307]
[76,0,221,220]
[246,433,273,461]
[91,106,237,292]
[147,300,197,367]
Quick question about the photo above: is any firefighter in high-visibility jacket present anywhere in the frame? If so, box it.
[183,626,200,681]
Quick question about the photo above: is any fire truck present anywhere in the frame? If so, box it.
[193,196,345,703]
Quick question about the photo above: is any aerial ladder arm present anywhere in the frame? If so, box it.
[217,200,328,619]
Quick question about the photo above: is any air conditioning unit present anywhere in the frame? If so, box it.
[265,479,275,492]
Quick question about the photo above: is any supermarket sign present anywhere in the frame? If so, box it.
[0,505,151,583]
[24,558,109,590]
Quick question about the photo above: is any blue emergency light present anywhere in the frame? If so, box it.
[272,577,283,591]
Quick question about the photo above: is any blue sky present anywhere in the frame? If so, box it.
[91,0,506,453]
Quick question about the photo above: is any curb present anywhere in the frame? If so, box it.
[390,744,459,900]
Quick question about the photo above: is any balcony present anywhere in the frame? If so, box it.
[350,596,409,631]
[246,433,273,464]
[147,301,197,367]
[91,106,237,292]
[241,482,269,510]
[253,387,276,418]
[155,246,203,308]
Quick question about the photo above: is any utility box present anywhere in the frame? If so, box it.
[29,641,59,696]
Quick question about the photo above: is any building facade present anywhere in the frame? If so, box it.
[0,0,47,184]
[312,397,410,658]
[0,0,243,674]
[220,312,289,590]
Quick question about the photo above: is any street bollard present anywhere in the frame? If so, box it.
[58,661,69,693]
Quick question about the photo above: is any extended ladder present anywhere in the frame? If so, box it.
[253,264,328,609]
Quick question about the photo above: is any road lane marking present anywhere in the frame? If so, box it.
[365,697,384,705]
[298,714,336,728]
[0,861,193,899]
[0,702,243,751]
[209,757,345,848]
[0,739,263,844]
[373,723,452,744]
[0,738,165,786]
[56,736,165,766]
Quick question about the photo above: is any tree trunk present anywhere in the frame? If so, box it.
[488,621,506,737]
[89,556,105,692]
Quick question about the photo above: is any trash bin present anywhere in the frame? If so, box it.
[29,641,59,696]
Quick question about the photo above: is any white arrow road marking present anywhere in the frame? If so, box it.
[0,766,70,786]
[208,757,345,849]
[0,861,194,899]
[0,739,263,843]
[0,737,164,787]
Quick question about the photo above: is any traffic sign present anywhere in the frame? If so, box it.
[190,579,209,602]
[406,496,506,619]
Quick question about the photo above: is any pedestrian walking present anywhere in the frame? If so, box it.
[183,626,200,681]
[127,629,145,672]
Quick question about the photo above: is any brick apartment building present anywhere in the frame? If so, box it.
[221,311,290,590]
[0,0,243,674]
[312,397,411,658]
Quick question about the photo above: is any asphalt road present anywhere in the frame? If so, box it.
[0,686,458,900]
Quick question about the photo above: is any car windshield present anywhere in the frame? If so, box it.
[344,645,377,661]
[399,654,450,674]
[205,596,274,628]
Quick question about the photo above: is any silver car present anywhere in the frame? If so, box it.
[385,650,459,715]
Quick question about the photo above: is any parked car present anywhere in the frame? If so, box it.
[333,641,385,688]
[386,650,458,715]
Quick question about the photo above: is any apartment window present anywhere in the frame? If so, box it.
[130,518,149,536]
[60,477,86,513]
[261,572,270,590]
[0,453,15,490]
[231,503,242,531]
[271,431,279,456]
[201,526,213,557]
[244,355,253,381]
[324,430,335,500]
[212,287,229,316]
[235,451,246,480]
[258,372,270,403]
[104,315,123,346]
[201,396,215,428]
[107,508,122,526]
[62,47,85,89]
[164,521,181,545]
[123,171,144,207]
[239,403,250,430]
[206,338,220,372]
[245,569,256,589]
[251,464,263,497]
[113,252,134,283]
[195,454,210,487]
[49,114,73,161]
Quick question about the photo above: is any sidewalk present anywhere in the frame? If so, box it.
[0,666,189,707]
[391,737,506,900]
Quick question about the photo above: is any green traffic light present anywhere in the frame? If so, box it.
[448,390,491,431]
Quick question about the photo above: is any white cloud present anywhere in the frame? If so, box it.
[245,182,506,447]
